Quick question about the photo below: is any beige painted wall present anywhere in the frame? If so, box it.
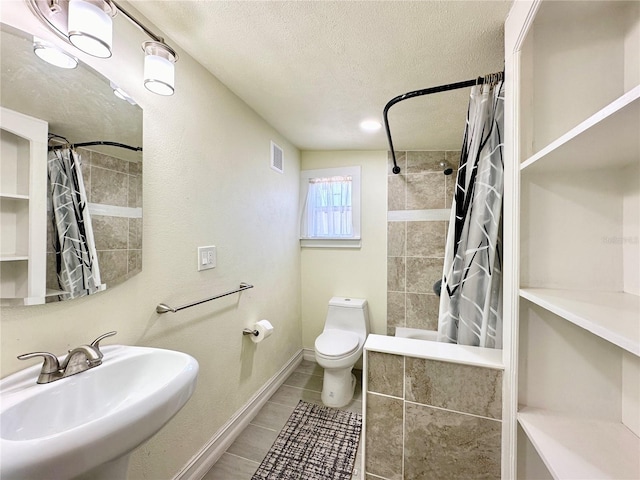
[300,151,387,350]
[1,3,302,478]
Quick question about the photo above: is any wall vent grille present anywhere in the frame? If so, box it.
[270,141,284,174]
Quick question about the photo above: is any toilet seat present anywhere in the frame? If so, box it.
[315,331,359,358]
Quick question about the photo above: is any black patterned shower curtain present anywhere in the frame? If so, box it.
[438,78,504,349]
[48,148,102,299]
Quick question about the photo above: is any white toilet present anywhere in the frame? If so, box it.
[314,297,369,408]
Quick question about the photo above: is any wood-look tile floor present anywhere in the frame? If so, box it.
[202,360,363,480]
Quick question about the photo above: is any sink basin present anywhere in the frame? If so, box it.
[0,345,198,479]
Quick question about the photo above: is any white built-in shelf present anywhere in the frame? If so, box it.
[518,407,640,480]
[0,255,29,262]
[0,193,29,200]
[521,85,640,173]
[520,288,640,356]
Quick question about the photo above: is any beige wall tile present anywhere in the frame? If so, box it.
[365,393,403,480]
[387,222,406,257]
[406,257,443,294]
[406,151,445,174]
[445,151,461,166]
[386,291,405,335]
[388,175,406,211]
[128,173,142,208]
[406,221,446,257]
[128,250,142,275]
[406,293,439,331]
[92,215,129,250]
[404,403,501,480]
[445,172,457,209]
[129,160,142,176]
[96,250,128,285]
[46,253,58,290]
[388,151,406,175]
[387,257,405,292]
[91,151,129,173]
[405,358,502,419]
[129,217,142,250]
[406,173,445,210]
[367,352,403,398]
[91,167,128,207]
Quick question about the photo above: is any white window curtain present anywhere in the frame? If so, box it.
[302,175,353,238]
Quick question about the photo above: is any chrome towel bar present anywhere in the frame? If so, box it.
[156,282,253,314]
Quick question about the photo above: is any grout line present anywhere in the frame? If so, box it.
[247,421,279,433]
[282,383,323,393]
[403,400,502,422]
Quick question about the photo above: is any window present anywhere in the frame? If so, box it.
[299,166,361,248]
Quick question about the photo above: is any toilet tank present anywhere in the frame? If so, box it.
[325,297,369,334]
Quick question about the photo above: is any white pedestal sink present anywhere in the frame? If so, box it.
[0,345,199,479]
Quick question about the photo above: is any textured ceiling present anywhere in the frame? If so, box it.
[130,0,511,151]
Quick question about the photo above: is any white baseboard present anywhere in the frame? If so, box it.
[302,348,316,362]
[174,349,304,480]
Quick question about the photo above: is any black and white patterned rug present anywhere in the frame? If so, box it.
[251,400,362,480]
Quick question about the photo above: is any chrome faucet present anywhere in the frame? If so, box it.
[17,331,117,384]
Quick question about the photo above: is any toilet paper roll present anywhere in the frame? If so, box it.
[251,319,274,343]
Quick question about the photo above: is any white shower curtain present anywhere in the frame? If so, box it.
[438,77,504,349]
[48,148,102,299]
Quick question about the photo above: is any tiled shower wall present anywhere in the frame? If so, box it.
[364,350,503,479]
[47,148,142,290]
[387,150,459,335]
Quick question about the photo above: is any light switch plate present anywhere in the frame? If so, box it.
[197,246,216,271]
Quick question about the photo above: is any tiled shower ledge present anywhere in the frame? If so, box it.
[364,334,503,370]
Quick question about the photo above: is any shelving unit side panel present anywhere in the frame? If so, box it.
[27,135,48,299]
[521,170,624,291]
[518,301,623,421]
[622,162,639,295]
[531,1,629,152]
[622,352,640,437]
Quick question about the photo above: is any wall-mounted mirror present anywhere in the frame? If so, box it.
[0,23,143,305]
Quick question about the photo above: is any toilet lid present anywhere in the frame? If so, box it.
[315,331,359,358]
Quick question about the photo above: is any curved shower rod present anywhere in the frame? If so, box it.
[48,140,143,152]
[383,72,503,174]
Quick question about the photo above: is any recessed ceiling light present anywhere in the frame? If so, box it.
[360,119,382,132]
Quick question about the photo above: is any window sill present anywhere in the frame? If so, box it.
[300,238,362,249]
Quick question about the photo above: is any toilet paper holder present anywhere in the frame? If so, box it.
[242,328,259,336]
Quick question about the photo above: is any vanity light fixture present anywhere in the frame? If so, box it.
[26,0,179,95]
[33,37,78,69]
[67,0,115,58]
[142,41,178,96]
